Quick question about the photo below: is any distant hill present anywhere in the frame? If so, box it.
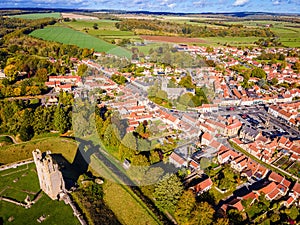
[1,8,299,17]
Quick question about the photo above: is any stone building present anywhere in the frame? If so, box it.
[161,78,187,99]
[32,149,65,200]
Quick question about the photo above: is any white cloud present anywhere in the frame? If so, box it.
[168,3,176,8]
[272,0,281,5]
[193,0,207,6]
[232,0,249,6]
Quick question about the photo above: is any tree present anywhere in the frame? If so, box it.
[270,77,278,85]
[270,213,280,223]
[119,132,137,160]
[227,209,244,225]
[174,190,196,225]
[137,138,151,151]
[189,202,215,225]
[156,90,168,100]
[77,64,88,77]
[179,75,194,89]
[19,124,34,141]
[54,105,70,133]
[178,93,194,107]
[200,157,211,170]
[111,74,126,85]
[153,173,183,212]
[287,206,299,220]
[251,68,266,79]
[293,61,300,73]
[35,68,48,82]
[4,64,18,82]
[93,23,98,29]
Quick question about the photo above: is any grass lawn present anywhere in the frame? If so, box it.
[1,194,79,225]
[30,26,132,58]
[0,163,39,201]
[0,163,80,225]
[208,186,234,205]
[103,180,160,225]
[273,155,289,167]
[10,13,61,19]
[287,161,300,178]
[135,42,170,54]
[0,137,78,164]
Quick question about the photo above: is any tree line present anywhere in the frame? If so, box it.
[0,92,73,141]
[115,19,275,38]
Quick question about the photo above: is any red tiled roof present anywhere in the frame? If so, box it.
[267,188,281,200]
[269,171,284,184]
[258,182,277,195]
[282,178,291,188]
[242,191,258,201]
[292,182,300,195]
[169,152,186,165]
[202,132,213,141]
[194,178,213,193]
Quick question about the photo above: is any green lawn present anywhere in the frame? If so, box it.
[103,180,160,225]
[0,163,40,202]
[0,137,78,164]
[273,155,289,167]
[288,161,300,177]
[0,163,80,225]
[30,26,132,58]
[10,13,61,19]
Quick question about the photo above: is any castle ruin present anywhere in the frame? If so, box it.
[32,149,65,200]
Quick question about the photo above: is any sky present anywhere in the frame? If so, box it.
[0,0,299,14]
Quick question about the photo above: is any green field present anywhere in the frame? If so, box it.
[64,20,141,45]
[0,137,78,164]
[10,12,61,19]
[103,180,160,225]
[0,163,80,225]
[224,20,300,47]
[30,26,132,58]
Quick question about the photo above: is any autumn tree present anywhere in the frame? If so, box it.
[118,132,137,160]
[54,105,70,133]
[35,68,48,82]
[189,201,215,225]
[174,190,196,225]
[153,173,183,212]
[4,64,18,82]
[77,64,88,77]
[251,67,266,79]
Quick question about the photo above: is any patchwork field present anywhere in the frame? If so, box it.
[140,35,207,43]
[225,20,300,47]
[30,26,132,58]
[0,163,80,225]
[64,20,140,43]
[10,12,61,19]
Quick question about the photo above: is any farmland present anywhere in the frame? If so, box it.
[10,12,61,19]
[30,26,132,58]
[64,19,140,44]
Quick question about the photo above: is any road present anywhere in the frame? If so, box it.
[0,135,18,144]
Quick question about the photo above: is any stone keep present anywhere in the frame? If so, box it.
[32,149,65,200]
